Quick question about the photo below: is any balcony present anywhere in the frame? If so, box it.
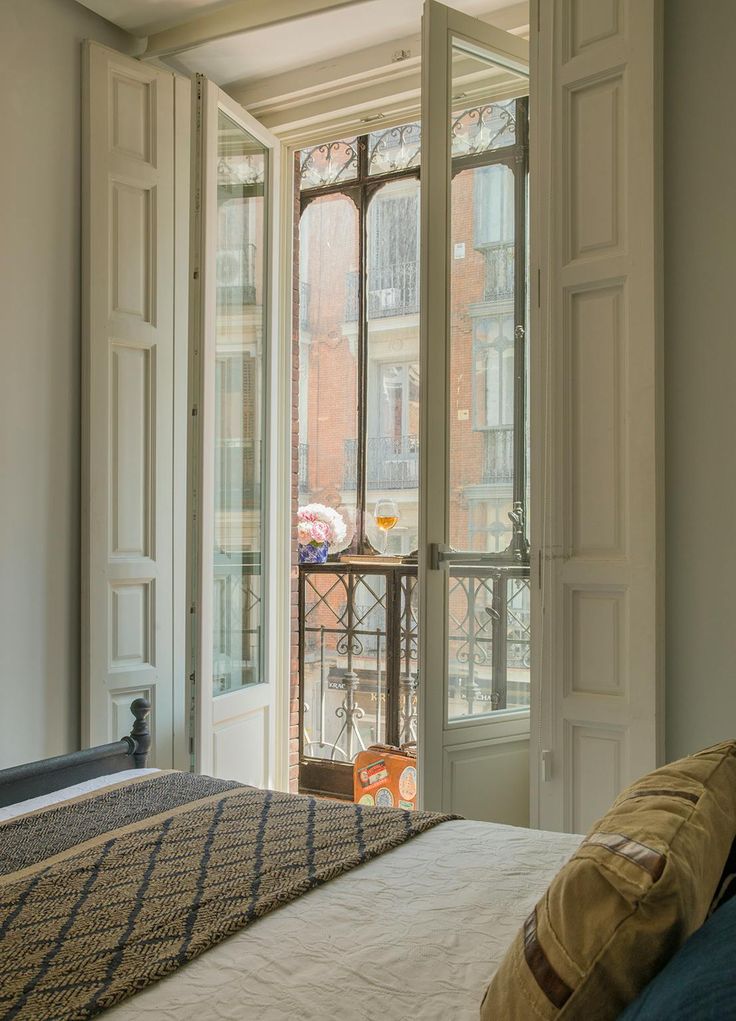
[344,260,420,322]
[482,427,514,484]
[298,559,530,798]
[343,435,419,491]
[483,242,515,303]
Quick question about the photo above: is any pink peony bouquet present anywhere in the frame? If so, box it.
[297,503,347,553]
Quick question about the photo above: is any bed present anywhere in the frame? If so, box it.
[4,704,733,1021]
[0,700,582,1020]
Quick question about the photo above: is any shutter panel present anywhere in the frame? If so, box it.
[530,0,664,831]
[82,42,181,763]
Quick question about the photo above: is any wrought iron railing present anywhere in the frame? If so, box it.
[344,261,420,321]
[298,560,530,798]
[343,435,419,490]
[482,426,514,483]
[483,242,515,303]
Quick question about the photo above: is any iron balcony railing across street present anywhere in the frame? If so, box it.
[342,430,513,491]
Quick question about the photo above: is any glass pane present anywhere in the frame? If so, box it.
[298,194,359,548]
[368,122,421,175]
[507,576,531,710]
[446,40,528,722]
[213,111,267,695]
[449,159,516,554]
[446,569,530,718]
[365,179,421,555]
[300,137,358,189]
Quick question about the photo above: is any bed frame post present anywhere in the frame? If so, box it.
[130,699,152,768]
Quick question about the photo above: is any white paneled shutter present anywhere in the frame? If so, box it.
[82,43,188,766]
[530,0,664,831]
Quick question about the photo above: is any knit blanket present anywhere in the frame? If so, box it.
[0,771,454,1020]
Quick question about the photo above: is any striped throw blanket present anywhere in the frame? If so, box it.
[0,772,454,1020]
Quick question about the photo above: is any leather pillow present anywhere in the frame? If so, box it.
[480,741,736,1020]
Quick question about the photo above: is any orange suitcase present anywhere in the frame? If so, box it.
[353,743,417,810]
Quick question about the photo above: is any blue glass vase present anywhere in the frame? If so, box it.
[298,541,329,565]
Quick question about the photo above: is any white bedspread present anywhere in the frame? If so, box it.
[2,773,581,1020]
[105,817,581,1021]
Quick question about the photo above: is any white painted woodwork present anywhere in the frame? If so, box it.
[141,0,370,60]
[83,42,187,765]
[530,0,664,832]
[189,79,285,789]
[418,1,529,821]
[225,7,529,144]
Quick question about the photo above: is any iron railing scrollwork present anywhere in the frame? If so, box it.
[298,561,530,798]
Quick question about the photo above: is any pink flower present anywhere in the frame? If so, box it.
[297,523,315,545]
[310,520,329,545]
[297,503,348,552]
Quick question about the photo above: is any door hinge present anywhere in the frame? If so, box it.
[541,749,553,783]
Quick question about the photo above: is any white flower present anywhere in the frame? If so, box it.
[297,503,348,553]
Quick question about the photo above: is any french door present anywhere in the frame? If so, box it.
[188,77,285,787]
[418,2,530,817]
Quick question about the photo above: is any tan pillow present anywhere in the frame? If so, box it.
[480,741,736,1020]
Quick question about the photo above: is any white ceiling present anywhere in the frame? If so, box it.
[76,0,235,36]
[76,0,527,86]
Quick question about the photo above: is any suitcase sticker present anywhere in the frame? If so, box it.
[353,745,418,810]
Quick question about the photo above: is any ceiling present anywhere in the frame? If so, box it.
[76,0,238,36]
[75,0,527,87]
[168,0,515,86]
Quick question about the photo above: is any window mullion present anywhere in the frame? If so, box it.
[356,135,372,553]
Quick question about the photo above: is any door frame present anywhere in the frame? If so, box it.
[271,12,530,804]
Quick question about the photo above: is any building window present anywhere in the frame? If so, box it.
[473,315,515,431]
[474,163,515,249]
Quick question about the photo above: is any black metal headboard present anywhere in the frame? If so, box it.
[0,699,152,809]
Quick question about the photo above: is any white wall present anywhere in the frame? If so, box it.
[0,0,132,768]
[665,0,736,760]
[1,0,732,775]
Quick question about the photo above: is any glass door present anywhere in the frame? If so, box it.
[419,2,529,817]
[189,76,283,786]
